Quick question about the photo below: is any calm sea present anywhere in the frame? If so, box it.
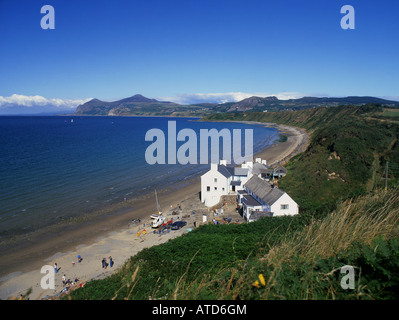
[0,116,278,239]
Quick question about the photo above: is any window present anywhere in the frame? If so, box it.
[281,204,289,210]
[207,186,210,192]
[222,188,225,191]
[214,187,217,190]
[214,178,217,183]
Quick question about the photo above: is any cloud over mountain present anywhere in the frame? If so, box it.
[0,94,91,109]
[158,92,305,105]
[0,94,92,114]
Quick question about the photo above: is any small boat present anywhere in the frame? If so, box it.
[150,214,165,228]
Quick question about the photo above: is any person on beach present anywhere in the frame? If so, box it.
[62,274,66,286]
[109,256,114,268]
[102,257,108,269]
[78,255,83,263]
[54,263,59,273]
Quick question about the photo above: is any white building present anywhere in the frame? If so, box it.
[201,157,298,220]
[200,158,269,207]
[200,160,251,207]
[239,175,299,221]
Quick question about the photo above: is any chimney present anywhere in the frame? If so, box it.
[211,162,218,171]
[219,159,227,166]
[262,160,267,165]
[256,158,261,163]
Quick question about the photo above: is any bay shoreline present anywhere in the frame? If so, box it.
[0,121,309,300]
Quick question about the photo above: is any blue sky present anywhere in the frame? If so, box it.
[0,0,398,112]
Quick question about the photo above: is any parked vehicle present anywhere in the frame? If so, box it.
[171,221,187,230]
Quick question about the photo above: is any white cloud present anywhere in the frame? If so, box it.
[0,94,92,109]
[158,91,305,105]
[380,96,399,102]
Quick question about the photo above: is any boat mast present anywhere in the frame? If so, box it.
[155,189,162,214]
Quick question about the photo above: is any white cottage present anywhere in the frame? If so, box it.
[200,160,251,207]
[239,175,298,221]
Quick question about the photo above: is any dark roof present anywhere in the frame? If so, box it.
[230,180,241,186]
[217,165,249,178]
[244,176,272,198]
[237,190,248,195]
[242,195,262,207]
[218,165,234,178]
[263,188,286,205]
[244,176,285,205]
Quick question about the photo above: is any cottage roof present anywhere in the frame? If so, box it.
[217,165,249,178]
[242,195,262,207]
[263,188,286,205]
[252,162,269,175]
[274,166,287,174]
[217,165,234,178]
[244,176,285,205]
[234,167,249,176]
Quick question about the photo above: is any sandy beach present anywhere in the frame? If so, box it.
[0,122,309,300]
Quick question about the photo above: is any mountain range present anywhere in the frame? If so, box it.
[74,94,399,116]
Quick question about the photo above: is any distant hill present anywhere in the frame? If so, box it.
[225,95,399,112]
[226,96,279,112]
[74,94,399,116]
[74,94,181,116]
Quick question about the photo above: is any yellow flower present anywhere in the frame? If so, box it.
[252,280,260,288]
[258,274,266,286]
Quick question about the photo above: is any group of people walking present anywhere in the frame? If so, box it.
[101,256,114,269]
